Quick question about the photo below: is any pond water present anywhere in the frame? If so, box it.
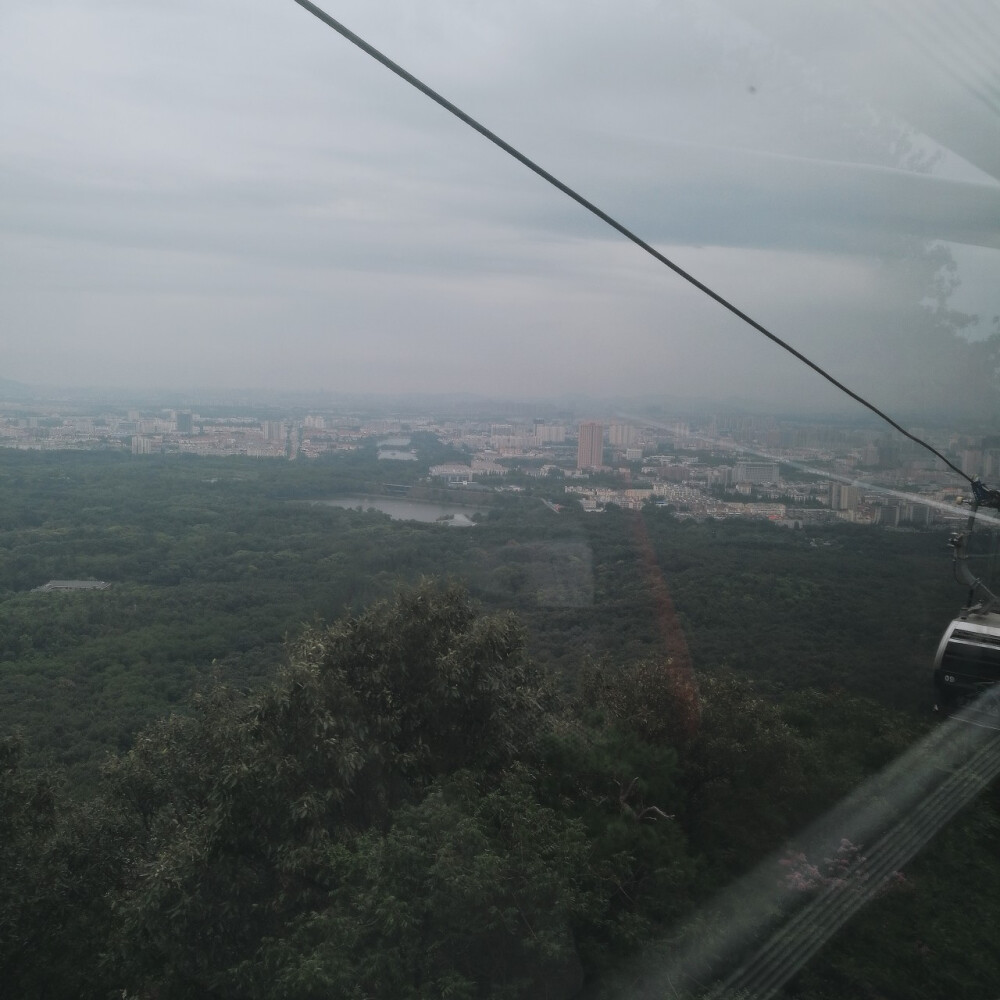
[377,450,418,461]
[318,496,484,526]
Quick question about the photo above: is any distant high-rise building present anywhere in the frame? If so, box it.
[879,504,901,527]
[176,411,193,434]
[829,483,860,510]
[962,449,984,476]
[534,422,566,444]
[609,423,636,447]
[577,421,604,470]
[860,443,880,466]
[263,421,286,442]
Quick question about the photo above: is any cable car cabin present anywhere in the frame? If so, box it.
[934,614,1000,711]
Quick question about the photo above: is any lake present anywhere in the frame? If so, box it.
[318,496,485,526]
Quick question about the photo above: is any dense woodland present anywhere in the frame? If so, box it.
[2,443,999,998]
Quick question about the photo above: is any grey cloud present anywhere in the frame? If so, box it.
[1,0,998,410]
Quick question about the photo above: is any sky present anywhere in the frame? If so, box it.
[2,0,999,417]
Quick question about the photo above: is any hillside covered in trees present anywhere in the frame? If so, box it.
[2,446,999,997]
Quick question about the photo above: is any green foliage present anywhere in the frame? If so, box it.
[97,584,587,998]
[780,688,924,813]
[2,449,997,997]
[633,509,958,709]
[287,582,542,784]
[581,657,700,749]
[538,719,694,968]
[0,735,127,997]
[245,769,596,1000]
[680,674,809,873]
[788,798,1000,999]
[0,449,962,783]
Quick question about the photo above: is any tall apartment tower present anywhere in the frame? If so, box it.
[577,421,605,470]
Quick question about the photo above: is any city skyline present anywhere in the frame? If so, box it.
[1,388,985,531]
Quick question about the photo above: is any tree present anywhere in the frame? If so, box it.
[102,582,571,998]
[244,769,596,999]
[0,736,125,997]
[680,674,808,871]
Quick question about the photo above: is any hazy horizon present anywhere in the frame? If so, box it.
[1,377,991,437]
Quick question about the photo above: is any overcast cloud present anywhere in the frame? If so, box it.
[2,0,998,416]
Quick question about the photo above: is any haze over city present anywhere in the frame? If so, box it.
[3,0,999,418]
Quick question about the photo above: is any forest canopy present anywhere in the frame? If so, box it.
[2,449,999,997]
